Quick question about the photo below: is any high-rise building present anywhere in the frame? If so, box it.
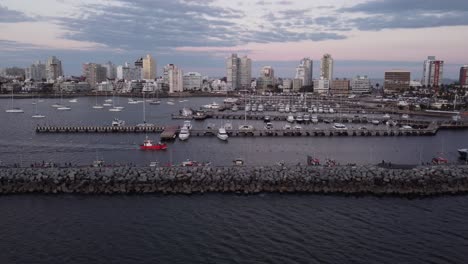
[183,72,202,91]
[350,75,371,94]
[164,64,183,93]
[239,56,252,89]
[142,54,157,80]
[102,61,117,79]
[384,70,410,94]
[320,54,333,81]
[331,79,350,95]
[257,66,275,91]
[226,54,252,90]
[460,65,468,88]
[313,78,330,94]
[292,78,303,91]
[25,61,46,80]
[422,56,444,87]
[46,56,63,81]
[295,58,313,87]
[83,63,107,88]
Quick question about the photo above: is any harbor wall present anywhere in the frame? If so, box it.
[1,165,468,196]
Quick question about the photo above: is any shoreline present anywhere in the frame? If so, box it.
[1,165,467,196]
[0,92,238,99]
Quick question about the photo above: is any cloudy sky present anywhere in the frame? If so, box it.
[0,0,467,79]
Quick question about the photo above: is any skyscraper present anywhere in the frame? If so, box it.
[226,54,252,90]
[422,56,444,87]
[143,54,157,80]
[295,58,313,86]
[257,66,275,91]
[102,61,117,79]
[164,64,183,93]
[320,54,333,81]
[83,63,107,88]
[384,70,410,94]
[25,61,46,80]
[460,65,468,88]
[46,56,63,81]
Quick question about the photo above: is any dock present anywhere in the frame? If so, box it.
[35,126,165,133]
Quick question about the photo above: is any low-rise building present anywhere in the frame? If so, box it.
[313,78,330,94]
[183,72,202,91]
[384,70,410,94]
[60,81,91,93]
[350,75,371,94]
[292,78,303,91]
[331,79,350,95]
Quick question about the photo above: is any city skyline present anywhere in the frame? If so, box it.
[0,0,467,79]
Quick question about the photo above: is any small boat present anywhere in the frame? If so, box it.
[181,108,193,117]
[32,114,46,119]
[233,158,245,166]
[400,125,412,130]
[293,125,302,130]
[149,100,161,105]
[457,149,468,160]
[203,102,220,109]
[333,123,347,130]
[140,137,167,150]
[287,115,295,123]
[251,105,257,112]
[329,108,334,114]
[303,114,311,122]
[371,120,380,125]
[217,127,229,141]
[264,116,271,122]
[278,106,285,113]
[224,98,238,104]
[105,99,113,103]
[401,114,410,119]
[68,99,78,103]
[112,118,125,127]
[109,108,122,112]
[383,114,391,119]
[265,122,274,130]
[51,104,63,108]
[296,115,303,123]
[5,108,24,113]
[291,106,297,113]
[167,101,175,105]
[103,103,112,107]
[386,120,398,127]
[311,116,319,124]
[258,104,264,112]
[149,161,159,167]
[231,105,239,111]
[114,106,125,110]
[128,99,139,104]
[285,105,290,112]
[283,124,291,130]
[245,104,251,112]
[182,159,198,167]
[432,157,448,164]
[178,127,190,141]
[239,124,254,131]
[183,120,192,130]
[57,106,71,111]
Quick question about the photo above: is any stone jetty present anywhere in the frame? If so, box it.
[1,165,468,196]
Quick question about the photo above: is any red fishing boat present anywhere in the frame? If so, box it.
[140,137,167,150]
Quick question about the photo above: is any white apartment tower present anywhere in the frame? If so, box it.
[320,54,333,81]
[226,54,252,90]
[295,58,313,86]
[165,64,183,93]
[143,54,157,80]
[25,61,46,80]
[46,56,63,81]
[422,56,444,87]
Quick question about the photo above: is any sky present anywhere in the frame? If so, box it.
[0,0,467,79]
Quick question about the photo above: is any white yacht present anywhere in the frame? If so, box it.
[251,104,257,112]
[296,115,303,123]
[371,120,380,125]
[383,113,391,119]
[128,99,139,104]
[283,124,291,130]
[285,105,290,113]
[32,114,45,118]
[109,107,122,112]
[105,99,113,103]
[333,123,348,130]
[57,106,71,111]
[311,116,319,124]
[178,127,190,141]
[112,118,125,127]
[294,125,302,130]
[183,120,192,130]
[287,115,295,123]
[303,114,311,122]
[6,108,24,113]
[103,103,112,107]
[68,99,78,103]
[217,127,229,141]
[258,104,264,112]
[401,114,410,119]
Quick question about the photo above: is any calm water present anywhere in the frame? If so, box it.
[1,97,468,263]
[0,96,467,166]
[0,194,468,263]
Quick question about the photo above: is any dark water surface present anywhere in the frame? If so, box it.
[0,97,468,166]
[0,194,468,264]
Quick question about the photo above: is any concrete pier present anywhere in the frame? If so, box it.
[1,165,468,196]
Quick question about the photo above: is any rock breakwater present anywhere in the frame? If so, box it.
[1,165,468,196]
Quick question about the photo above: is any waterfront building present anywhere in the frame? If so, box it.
[384,70,410,94]
[165,64,183,93]
[25,61,46,80]
[96,81,114,92]
[350,75,371,94]
[142,80,158,93]
[282,79,292,92]
[257,66,275,91]
[295,58,313,87]
[183,72,202,91]
[320,54,333,81]
[142,54,157,80]
[102,61,117,79]
[118,62,142,81]
[313,78,330,94]
[292,78,303,91]
[226,54,252,90]
[83,63,107,88]
[60,81,91,93]
[46,56,63,81]
[460,65,468,88]
[331,79,350,95]
[422,56,444,87]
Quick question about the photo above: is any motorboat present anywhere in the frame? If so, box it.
[311,116,319,124]
[167,101,175,105]
[217,127,229,141]
[178,127,190,141]
[251,104,257,112]
[383,114,391,119]
[329,108,334,114]
[296,115,303,123]
[112,118,125,127]
[371,120,380,125]
[32,114,46,119]
[457,149,468,160]
[386,120,398,127]
[279,106,285,113]
[224,98,238,104]
[105,99,113,103]
[128,99,139,104]
[287,115,295,123]
[183,120,192,130]
[401,114,410,119]
[400,125,413,130]
[293,125,302,130]
[285,105,290,113]
[264,116,271,123]
[397,101,409,107]
[5,108,24,113]
[68,99,78,103]
[245,104,251,112]
[181,107,193,117]
[203,102,220,109]
[452,115,461,122]
[291,106,297,113]
[103,103,112,107]
[140,137,167,150]
[233,158,245,166]
[239,124,254,131]
[283,124,291,130]
[114,106,125,110]
[57,106,71,111]
[303,114,311,122]
[258,104,264,112]
[109,108,122,112]
[51,104,64,108]
[149,100,161,105]
[231,105,239,111]
[318,108,324,113]
[333,123,347,130]
[264,122,274,130]
[149,161,159,167]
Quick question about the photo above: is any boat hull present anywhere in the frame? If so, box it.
[458,149,468,160]
[140,144,167,151]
